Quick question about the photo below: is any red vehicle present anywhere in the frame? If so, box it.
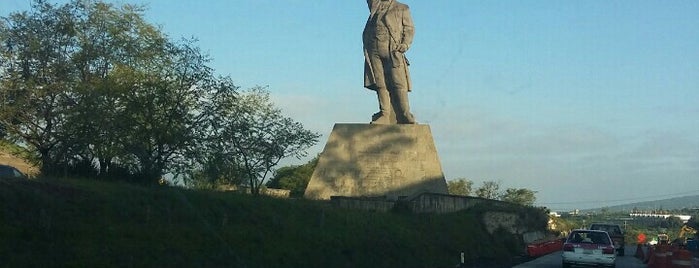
[562,229,616,268]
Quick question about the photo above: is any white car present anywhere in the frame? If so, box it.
[562,229,616,268]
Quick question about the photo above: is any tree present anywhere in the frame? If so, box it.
[447,178,473,196]
[665,216,683,229]
[113,39,214,183]
[59,0,171,180]
[1,1,218,183]
[0,0,81,174]
[266,156,318,197]
[500,188,537,206]
[475,180,501,200]
[193,86,320,195]
[1,0,319,187]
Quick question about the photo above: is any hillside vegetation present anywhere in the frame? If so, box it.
[0,142,38,177]
[590,195,699,212]
[0,177,543,267]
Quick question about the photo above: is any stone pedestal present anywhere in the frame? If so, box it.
[304,124,448,200]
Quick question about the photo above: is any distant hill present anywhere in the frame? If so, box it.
[592,195,699,212]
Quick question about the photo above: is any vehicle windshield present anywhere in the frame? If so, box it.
[568,231,611,245]
[0,165,22,178]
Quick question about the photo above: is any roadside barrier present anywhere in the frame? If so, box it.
[670,249,692,268]
[525,238,563,257]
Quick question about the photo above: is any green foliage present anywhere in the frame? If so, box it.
[266,155,318,197]
[0,0,174,180]
[447,178,473,196]
[475,180,501,200]
[0,1,319,185]
[664,216,684,229]
[0,177,531,267]
[0,0,81,174]
[501,188,537,206]
[470,181,538,206]
[188,86,320,195]
[0,140,33,161]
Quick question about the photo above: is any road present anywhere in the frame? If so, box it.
[513,245,646,268]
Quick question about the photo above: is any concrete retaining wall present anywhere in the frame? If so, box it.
[330,192,510,214]
[330,196,396,212]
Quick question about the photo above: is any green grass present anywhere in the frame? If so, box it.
[0,177,535,267]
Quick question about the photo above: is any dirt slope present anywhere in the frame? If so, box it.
[0,151,38,177]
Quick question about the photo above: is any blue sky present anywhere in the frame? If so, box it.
[2,0,698,211]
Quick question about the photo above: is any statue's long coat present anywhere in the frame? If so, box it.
[363,0,414,92]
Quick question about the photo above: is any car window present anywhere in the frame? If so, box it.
[610,226,621,235]
[590,224,621,235]
[0,165,23,178]
[0,166,13,177]
[591,233,610,244]
[568,231,611,245]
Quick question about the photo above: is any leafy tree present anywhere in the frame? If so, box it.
[665,216,683,229]
[60,1,170,179]
[193,86,320,195]
[475,180,501,200]
[447,178,473,196]
[0,0,220,183]
[0,0,81,174]
[266,156,319,197]
[113,40,214,183]
[1,0,319,187]
[500,188,537,206]
[178,77,242,188]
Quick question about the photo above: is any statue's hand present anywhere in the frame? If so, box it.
[397,44,408,53]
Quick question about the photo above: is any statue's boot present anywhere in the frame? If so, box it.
[371,88,396,124]
[392,89,416,124]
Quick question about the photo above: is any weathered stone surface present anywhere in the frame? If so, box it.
[304,123,448,200]
[363,0,416,124]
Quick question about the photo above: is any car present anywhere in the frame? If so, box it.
[589,223,625,256]
[562,229,616,268]
[0,164,25,179]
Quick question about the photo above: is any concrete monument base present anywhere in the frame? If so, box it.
[304,124,448,200]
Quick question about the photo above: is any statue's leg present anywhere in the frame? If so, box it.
[390,88,415,124]
[368,50,396,124]
[371,87,395,124]
[388,67,415,124]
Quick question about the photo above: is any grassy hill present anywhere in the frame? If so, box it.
[0,176,542,267]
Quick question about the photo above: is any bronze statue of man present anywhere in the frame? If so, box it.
[363,0,416,124]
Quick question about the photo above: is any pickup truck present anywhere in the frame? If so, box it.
[589,223,625,256]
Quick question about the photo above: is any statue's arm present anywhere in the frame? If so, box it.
[401,6,415,51]
[366,0,376,11]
